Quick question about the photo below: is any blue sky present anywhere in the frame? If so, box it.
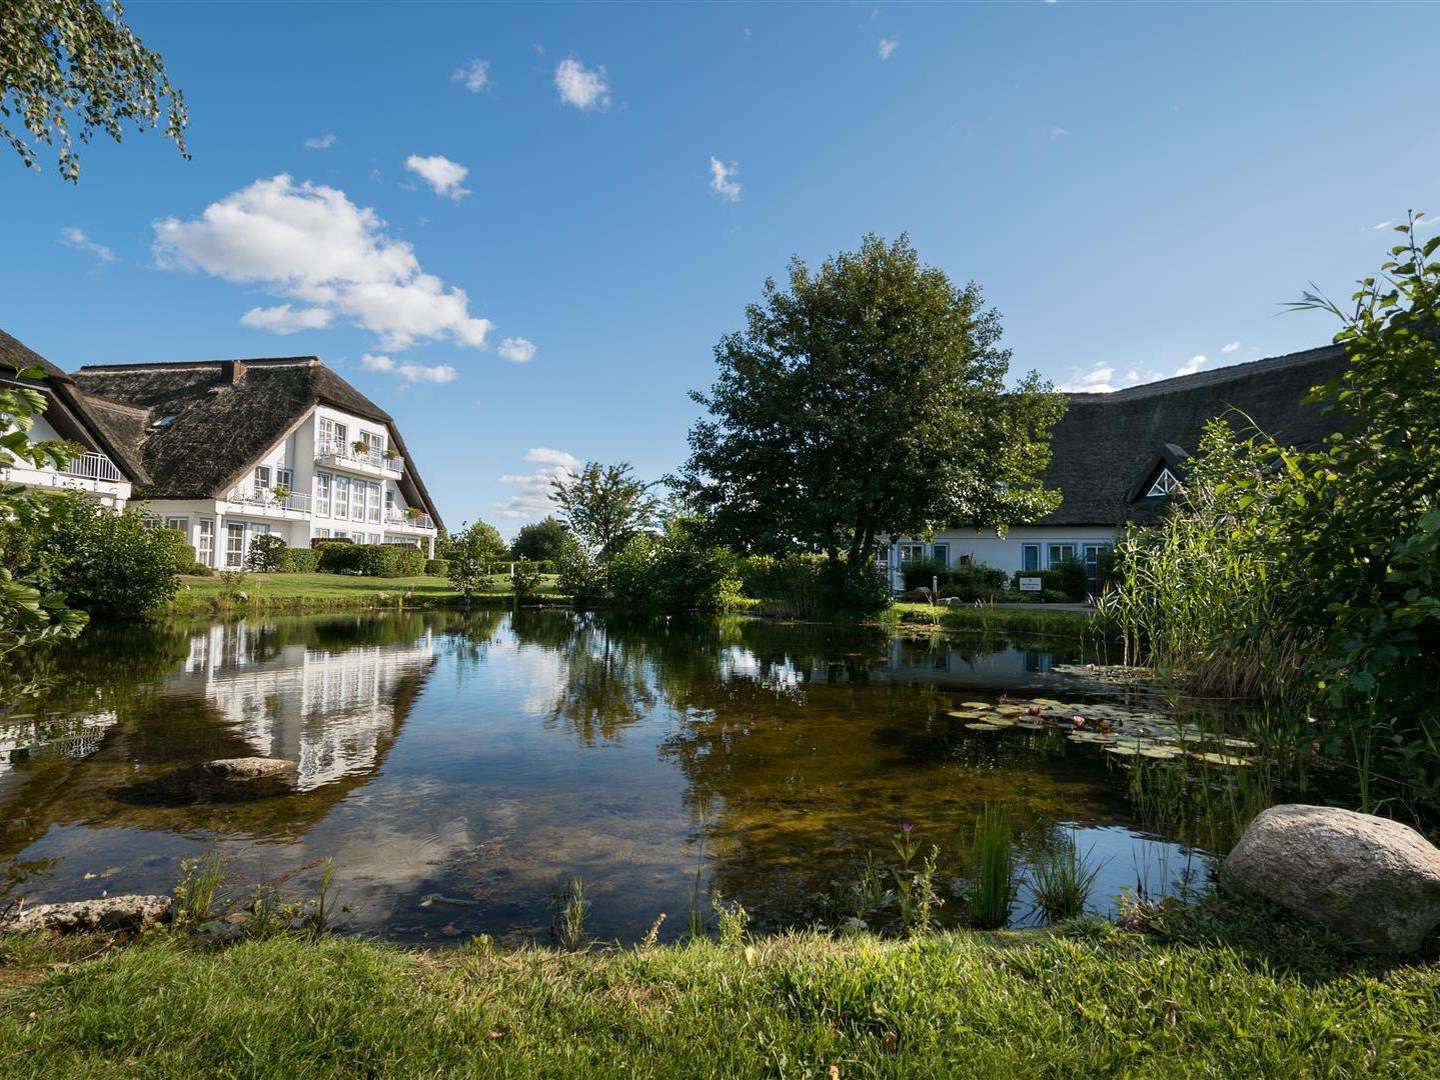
[6,1,1438,534]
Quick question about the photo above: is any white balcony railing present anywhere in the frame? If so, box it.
[227,487,313,513]
[62,452,124,483]
[386,511,435,530]
[316,441,404,476]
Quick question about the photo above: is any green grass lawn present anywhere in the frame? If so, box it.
[892,601,1096,636]
[1,909,1436,1078]
[170,572,562,613]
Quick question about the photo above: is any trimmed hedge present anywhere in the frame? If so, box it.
[424,557,449,577]
[390,546,425,576]
[311,536,354,548]
[282,547,320,573]
[314,543,424,577]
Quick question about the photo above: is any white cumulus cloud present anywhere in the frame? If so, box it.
[153,174,493,351]
[494,447,581,520]
[305,132,338,150]
[708,157,741,201]
[360,353,459,384]
[497,337,537,363]
[877,38,898,60]
[1175,354,1207,377]
[554,57,610,110]
[451,58,491,93]
[239,304,332,334]
[405,154,471,200]
[1221,341,1240,354]
[58,226,115,263]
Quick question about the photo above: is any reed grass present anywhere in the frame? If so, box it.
[1027,829,1105,922]
[966,805,1015,929]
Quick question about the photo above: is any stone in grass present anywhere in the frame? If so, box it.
[1,895,172,934]
[1222,804,1440,954]
[150,757,297,803]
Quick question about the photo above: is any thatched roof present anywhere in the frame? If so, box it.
[0,329,150,483]
[70,356,444,529]
[1040,344,1348,526]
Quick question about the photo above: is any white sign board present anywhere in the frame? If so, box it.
[1018,577,1043,592]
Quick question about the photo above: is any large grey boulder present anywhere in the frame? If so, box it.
[149,757,297,803]
[1222,804,1440,953]
[1,895,172,934]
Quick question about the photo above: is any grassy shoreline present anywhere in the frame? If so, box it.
[166,574,1101,639]
[2,906,1435,1077]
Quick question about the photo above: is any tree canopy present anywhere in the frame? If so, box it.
[549,461,659,559]
[510,516,570,562]
[2,0,189,181]
[677,234,1065,565]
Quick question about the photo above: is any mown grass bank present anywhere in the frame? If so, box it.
[1,909,1435,1078]
[166,572,564,615]
[891,601,1095,637]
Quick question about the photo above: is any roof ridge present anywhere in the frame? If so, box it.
[1064,343,1344,403]
[76,356,321,372]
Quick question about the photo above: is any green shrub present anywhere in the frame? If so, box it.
[424,557,449,577]
[245,533,288,572]
[152,527,196,573]
[310,535,353,548]
[317,543,399,576]
[281,547,319,573]
[2,494,179,619]
[738,554,824,616]
[1012,562,1089,601]
[187,562,216,577]
[511,559,545,603]
[389,545,425,576]
[555,538,610,607]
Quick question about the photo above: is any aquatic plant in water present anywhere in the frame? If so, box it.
[891,824,942,936]
[551,877,589,951]
[967,806,1015,929]
[1027,829,1105,922]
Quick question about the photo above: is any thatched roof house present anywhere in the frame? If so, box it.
[1040,344,1348,527]
[1,329,149,487]
[70,356,444,530]
[886,343,1350,587]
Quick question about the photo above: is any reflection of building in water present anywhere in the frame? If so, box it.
[169,624,435,790]
[0,712,119,776]
[881,639,1059,688]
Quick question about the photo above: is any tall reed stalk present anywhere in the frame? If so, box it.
[967,805,1014,929]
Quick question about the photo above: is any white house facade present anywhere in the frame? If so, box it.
[1,330,146,508]
[69,356,444,567]
[883,345,1350,593]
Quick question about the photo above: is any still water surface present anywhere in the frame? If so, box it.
[1,610,1207,942]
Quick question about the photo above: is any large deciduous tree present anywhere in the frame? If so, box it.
[677,234,1065,567]
[510,516,571,562]
[549,461,659,559]
[1,0,189,181]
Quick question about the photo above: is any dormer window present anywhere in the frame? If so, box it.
[1146,468,1182,497]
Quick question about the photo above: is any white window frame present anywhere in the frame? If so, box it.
[196,519,214,566]
[1146,468,1182,497]
[1047,543,1077,568]
[931,544,949,568]
[225,523,246,568]
[319,417,347,453]
[163,516,189,535]
[315,472,331,516]
[350,478,366,522]
[899,543,925,563]
[333,475,350,519]
[366,481,381,523]
[254,465,271,490]
[276,467,294,490]
[314,527,331,540]
[1021,543,1041,573]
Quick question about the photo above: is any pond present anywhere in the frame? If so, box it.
[1,610,1224,943]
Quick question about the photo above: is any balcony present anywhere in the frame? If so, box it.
[316,441,403,478]
[385,511,435,531]
[62,452,124,483]
[226,487,313,515]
